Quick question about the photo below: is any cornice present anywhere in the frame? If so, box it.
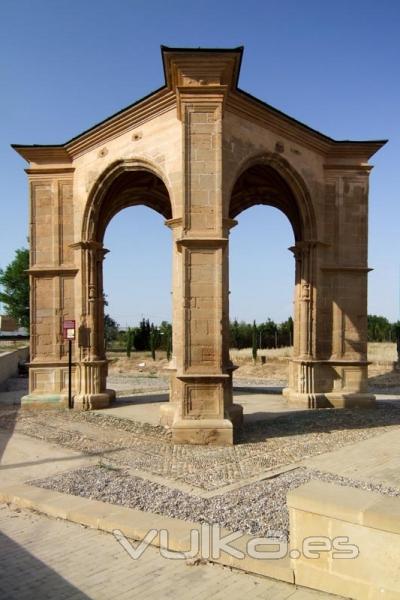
[66,88,176,158]
[320,265,373,273]
[165,217,183,229]
[323,164,373,172]
[12,47,387,167]
[12,146,72,165]
[25,167,75,176]
[162,46,243,91]
[28,266,79,276]
[176,237,228,248]
[225,90,387,160]
[12,88,176,164]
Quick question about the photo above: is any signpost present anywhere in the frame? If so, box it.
[63,320,75,409]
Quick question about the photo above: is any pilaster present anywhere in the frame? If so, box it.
[164,50,243,444]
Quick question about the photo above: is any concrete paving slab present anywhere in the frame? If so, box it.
[0,430,96,485]
[0,482,295,584]
[94,391,305,426]
[303,428,400,488]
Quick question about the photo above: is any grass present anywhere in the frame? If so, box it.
[0,342,29,353]
[230,346,292,361]
[367,342,397,363]
[230,343,398,364]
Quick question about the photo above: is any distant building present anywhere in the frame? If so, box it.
[0,315,17,332]
[0,315,28,338]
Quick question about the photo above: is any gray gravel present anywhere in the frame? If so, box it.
[107,374,169,394]
[2,403,400,491]
[31,465,400,540]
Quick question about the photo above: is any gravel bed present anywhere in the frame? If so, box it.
[31,465,400,540]
[2,404,400,490]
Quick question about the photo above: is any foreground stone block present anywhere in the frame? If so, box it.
[288,480,400,599]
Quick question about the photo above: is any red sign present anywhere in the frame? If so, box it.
[63,320,76,340]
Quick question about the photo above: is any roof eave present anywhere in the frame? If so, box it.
[11,144,72,164]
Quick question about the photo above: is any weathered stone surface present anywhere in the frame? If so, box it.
[288,480,400,599]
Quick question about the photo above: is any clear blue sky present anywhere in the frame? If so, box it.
[1,0,399,326]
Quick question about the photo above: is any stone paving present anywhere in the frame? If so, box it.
[1,399,400,492]
[1,384,399,598]
[0,504,340,600]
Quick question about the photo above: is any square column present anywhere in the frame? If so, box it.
[162,51,243,444]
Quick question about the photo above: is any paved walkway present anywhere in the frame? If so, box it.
[0,383,399,598]
[0,430,96,486]
[304,427,400,488]
[94,390,306,425]
[0,504,338,600]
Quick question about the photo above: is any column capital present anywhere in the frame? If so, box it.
[176,237,228,249]
[288,240,329,258]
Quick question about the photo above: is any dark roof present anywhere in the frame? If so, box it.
[11,46,388,151]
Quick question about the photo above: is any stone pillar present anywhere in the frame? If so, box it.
[162,52,243,444]
[22,167,79,409]
[315,166,374,408]
[73,241,112,410]
[285,241,319,405]
[286,165,375,408]
[160,218,184,426]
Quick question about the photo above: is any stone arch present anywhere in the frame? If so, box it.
[227,152,317,242]
[75,158,173,410]
[82,158,173,243]
[227,152,319,403]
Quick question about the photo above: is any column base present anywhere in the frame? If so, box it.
[287,390,376,409]
[160,403,178,427]
[73,390,113,410]
[21,393,69,409]
[172,418,235,445]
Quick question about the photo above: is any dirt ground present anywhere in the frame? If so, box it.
[107,343,400,389]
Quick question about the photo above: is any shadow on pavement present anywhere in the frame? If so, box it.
[0,375,27,467]
[115,393,169,405]
[0,530,90,599]
[239,403,400,443]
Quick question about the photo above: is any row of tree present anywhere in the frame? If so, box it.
[230,317,294,349]
[105,317,172,359]
[367,315,400,343]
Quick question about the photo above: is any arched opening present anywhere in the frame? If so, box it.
[228,158,315,405]
[76,164,173,409]
[103,206,172,330]
[229,204,295,350]
[84,165,172,244]
[230,163,303,239]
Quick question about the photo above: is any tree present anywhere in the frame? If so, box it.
[104,314,119,350]
[134,318,151,350]
[0,248,30,328]
[368,315,392,342]
[149,324,158,361]
[252,320,258,362]
[231,319,241,349]
[159,321,172,358]
[126,328,134,357]
[166,329,172,361]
